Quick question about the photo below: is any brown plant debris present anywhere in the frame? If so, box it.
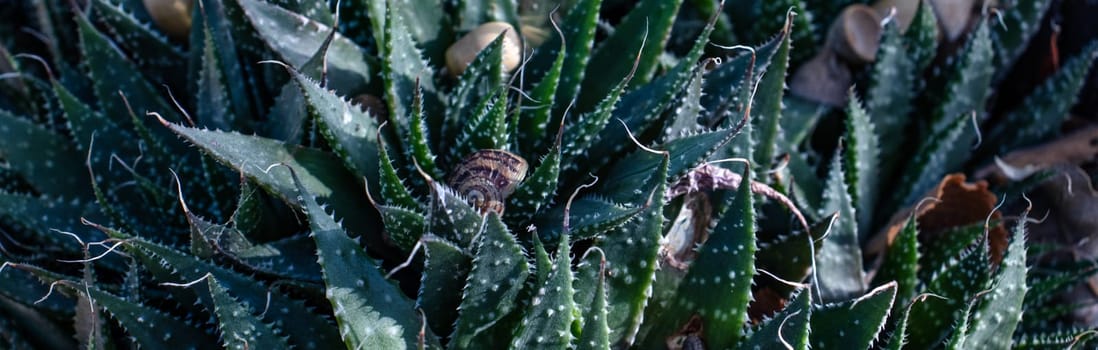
[868,173,1008,266]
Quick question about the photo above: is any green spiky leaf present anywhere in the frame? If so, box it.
[535,196,645,243]
[753,0,815,66]
[450,212,530,349]
[418,236,473,338]
[582,11,717,172]
[452,89,509,161]
[445,33,505,153]
[817,148,864,301]
[598,154,668,344]
[206,277,290,350]
[663,65,706,142]
[528,0,601,124]
[81,283,218,349]
[512,232,576,349]
[906,235,992,349]
[90,0,186,88]
[161,122,387,259]
[866,21,917,179]
[871,215,920,312]
[577,0,684,110]
[194,23,237,131]
[906,0,940,74]
[374,204,425,253]
[518,34,566,155]
[108,229,343,349]
[190,0,255,126]
[926,19,995,168]
[407,85,442,180]
[751,10,794,172]
[505,134,562,223]
[843,92,880,236]
[0,192,91,253]
[376,136,418,210]
[289,67,380,189]
[601,125,738,205]
[382,3,439,140]
[991,0,1052,76]
[810,282,898,350]
[186,211,322,281]
[742,289,812,350]
[574,249,610,350]
[290,168,439,349]
[642,166,756,350]
[963,210,1030,349]
[0,110,87,196]
[426,181,483,248]
[986,42,1098,154]
[76,14,178,135]
[894,111,971,208]
[238,0,372,94]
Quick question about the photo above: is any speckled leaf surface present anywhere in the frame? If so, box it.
[810,282,897,350]
[291,169,439,350]
[206,277,290,350]
[450,212,531,349]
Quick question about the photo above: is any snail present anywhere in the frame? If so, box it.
[448,149,528,215]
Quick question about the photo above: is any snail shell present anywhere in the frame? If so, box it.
[448,149,528,215]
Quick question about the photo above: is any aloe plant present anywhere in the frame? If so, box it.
[0,0,1096,349]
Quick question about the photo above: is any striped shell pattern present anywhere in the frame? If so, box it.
[447,149,529,215]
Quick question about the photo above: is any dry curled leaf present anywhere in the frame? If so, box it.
[665,315,705,350]
[868,173,1008,265]
[661,192,713,271]
[746,286,788,324]
[667,164,809,234]
[975,126,1098,181]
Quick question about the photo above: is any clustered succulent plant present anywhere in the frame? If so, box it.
[0,0,1096,348]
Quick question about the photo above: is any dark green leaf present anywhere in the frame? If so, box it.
[81,283,218,349]
[577,0,684,110]
[0,110,87,196]
[289,67,380,188]
[991,0,1052,78]
[598,154,668,344]
[871,215,920,313]
[206,277,290,350]
[641,166,756,349]
[418,236,473,338]
[574,249,610,350]
[906,236,992,349]
[843,92,880,236]
[742,289,812,350]
[450,212,530,349]
[963,210,1029,348]
[751,10,794,173]
[810,282,897,350]
[90,0,186,88]
[162,122,388,259]
[817,148,864,302]
[986,42,1098,154]
[291,169,439,349]
[866,21,917,182]
[426,181,483,249]
[513,232,576,349]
